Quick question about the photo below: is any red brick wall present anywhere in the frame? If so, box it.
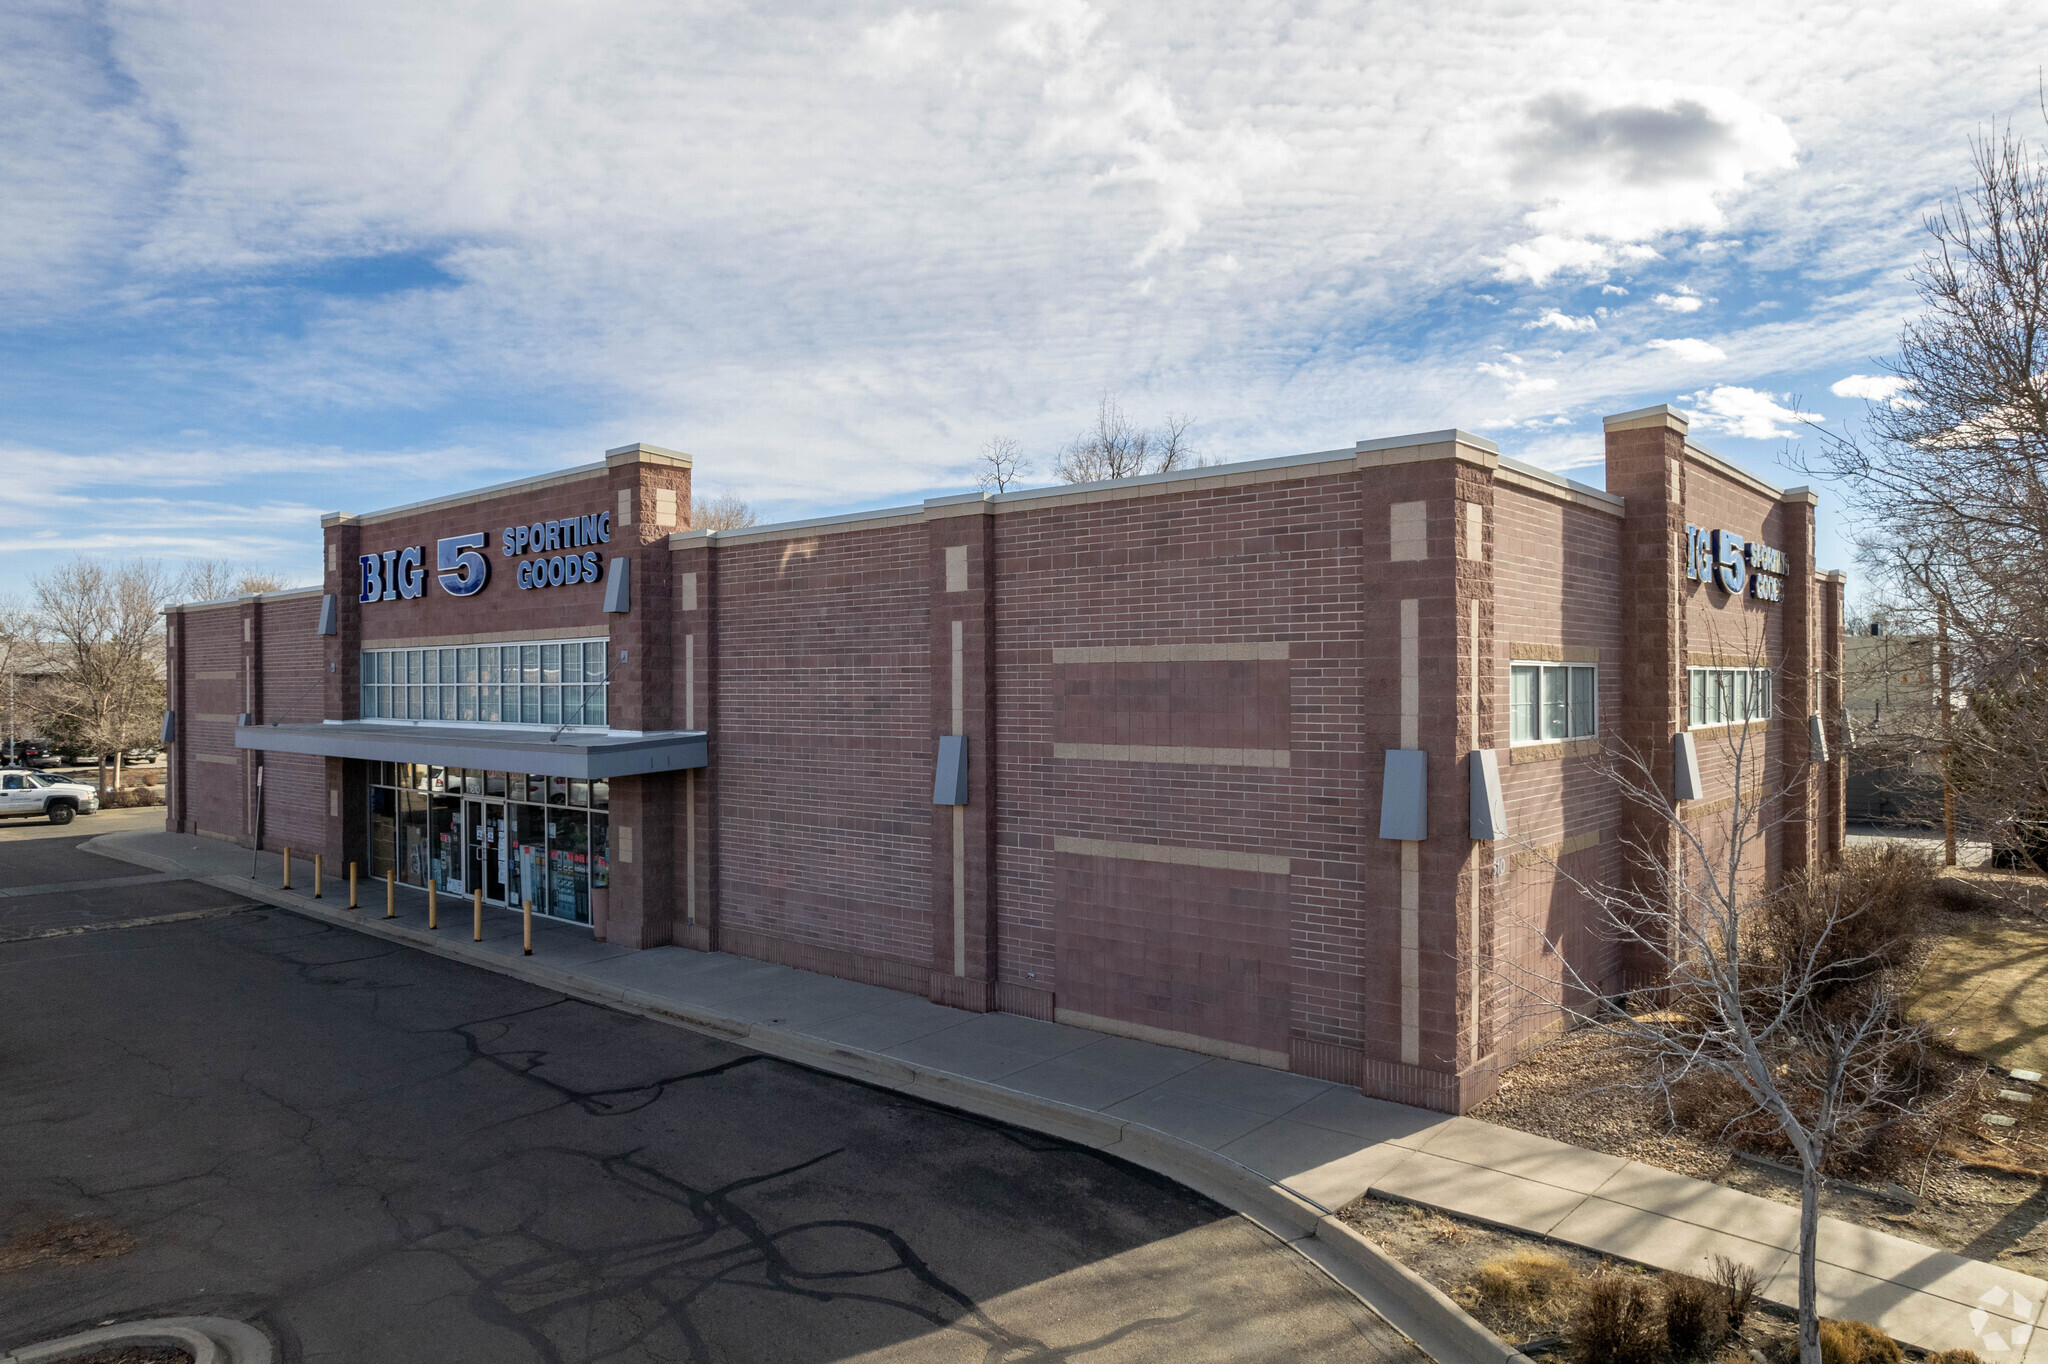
[176,604,249,841]
[709,522,935,968]
[256,593,325,855]
[1487,479,1626,1051]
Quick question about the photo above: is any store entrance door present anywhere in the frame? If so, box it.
[464,799,508,905]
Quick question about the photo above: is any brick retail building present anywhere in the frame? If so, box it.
[165,403,1846,1113]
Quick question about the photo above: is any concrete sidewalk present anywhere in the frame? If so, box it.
[81,829,2046,1360]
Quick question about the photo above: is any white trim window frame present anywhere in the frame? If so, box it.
[1687,666,1773,729]
[1508,661,1598,745]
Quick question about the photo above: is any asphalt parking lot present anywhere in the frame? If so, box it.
[0,830,1422,1363]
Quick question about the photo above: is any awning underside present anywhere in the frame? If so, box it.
[233,721,707,780]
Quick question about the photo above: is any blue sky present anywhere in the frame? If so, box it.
[4,0,2044,602]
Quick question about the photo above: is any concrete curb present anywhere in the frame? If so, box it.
[77,835,1526,1364]
[3,1315,273,1364]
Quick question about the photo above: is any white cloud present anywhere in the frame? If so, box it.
[1652,289,1705,312]
[1831,373,1914,404]
[1683,385,1820,440]
[1528,309,1598,332]
[1492,86,1797,282]
[1647,337,1727,363]
[854,10,947,75]
[1601,284,1629,296]
[1477,355,1558,397]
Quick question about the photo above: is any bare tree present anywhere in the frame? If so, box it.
[1798,119,2048,862]
[975,435,1029,493]
[1495,716,1934,1364]
[178,560,294,600]
[1054,394,1203,483]
[30,560,176,791]
[0,594,32,760]
[691,492,758,532]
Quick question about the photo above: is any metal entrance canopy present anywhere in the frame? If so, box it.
[234,720,707,780]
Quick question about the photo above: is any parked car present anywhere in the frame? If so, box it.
[0,770,100,824]
[120,749,160,765]
[2,739,54,768]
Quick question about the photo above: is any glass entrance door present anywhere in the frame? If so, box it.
[465,799,508,904]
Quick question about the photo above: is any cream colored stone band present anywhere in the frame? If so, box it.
[1051,743,1291,768]
[363,628,610,649]
[1508,643,1602,663]
[1510,738,1602,765]
[1052,835,1290,876]
[1510,829,1603,869]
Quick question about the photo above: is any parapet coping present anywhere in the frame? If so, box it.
[1684,440,1789,502]
[1495,457,1625,515]
[671,430,1501,549]
[324,459,613,530]
[166,586,323,615]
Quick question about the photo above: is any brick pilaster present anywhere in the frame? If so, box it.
[927,499,998,1012]
[1604,406,1690,993]
[321,516,363,869]
[673,534,720,952]
[1779,491,1820,876]
[601,445,692,949]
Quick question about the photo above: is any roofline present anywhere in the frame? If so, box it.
[165,586,324,615]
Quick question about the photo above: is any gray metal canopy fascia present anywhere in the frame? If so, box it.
[234,722,707,780]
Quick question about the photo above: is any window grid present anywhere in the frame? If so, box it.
[361,639,608,727]
[1688,667,1774,729]
[1509,662,1598,744]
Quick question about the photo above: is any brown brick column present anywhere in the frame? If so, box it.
[1823,571,1847,867]
[244,597,264,849]
[320,516,363,869]
[1453,457,1500,1107]
[601,444,692,949]
[1779,490,1820,876]
[167,609,188,833]
[672,533,720,952]
[927,499,997,1012]
[1604,406,1690,993]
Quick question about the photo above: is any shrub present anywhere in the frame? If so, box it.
[1709,1253,1762,1331]
[1470,1251,1580,1334]
[1570,1272,1660,1364]
[1925,1352,1988,1364]
[1756,844,1936,1001]
[1659,1271,1729,1359]
[1819,1319,1903,1364]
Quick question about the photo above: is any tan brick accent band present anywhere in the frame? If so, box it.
[1510,829,1602,869]
[1686,651,1773,668]
[1048,643,1291,663]
[1052,835,1290,876]
[194,670,237,680]
[1507,643,1602,663]
[1051,743,1291,768]
[196,754,238,766]
[1684,786,1768,820]
[192,713,238,724]
[1509,738,1602,765]
[1053,1007,1289,1069]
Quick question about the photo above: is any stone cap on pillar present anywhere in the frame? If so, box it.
[1603,404,1690,434]
[605,443,693,469]
[1778,485,1821,506]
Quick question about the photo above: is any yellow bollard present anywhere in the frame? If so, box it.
[473,888,483,942]
[385,869,395,919]
[523,899,533,955]
[282,847,292,890]
[349,862,358,909]
[313,853,323,898]
[428,882,437,930]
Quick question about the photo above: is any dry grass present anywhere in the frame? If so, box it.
[1569,1272,1661,1364]
[1467,1251,1580,1335]
[0,1216,136,1272]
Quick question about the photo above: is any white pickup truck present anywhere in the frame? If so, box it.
[0,770,101,824]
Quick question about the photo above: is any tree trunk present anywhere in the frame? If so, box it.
[1799,1154,1823,1364]
[113,750,123,795]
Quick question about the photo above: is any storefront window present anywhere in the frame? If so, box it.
[367,764,617,931]
[360,638,609,730]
